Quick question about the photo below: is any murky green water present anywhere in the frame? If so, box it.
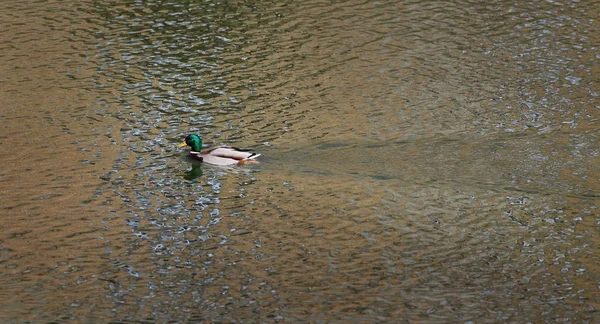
[1,0,598,322]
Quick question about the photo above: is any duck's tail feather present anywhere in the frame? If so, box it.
[246,153,261,160]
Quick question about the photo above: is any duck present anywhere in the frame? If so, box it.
[177,134,261,166]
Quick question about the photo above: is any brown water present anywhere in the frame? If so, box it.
[1,0,599,322]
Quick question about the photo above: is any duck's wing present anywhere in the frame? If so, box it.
[206,147,261,160]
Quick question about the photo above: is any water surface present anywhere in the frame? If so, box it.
[1,0,598,322]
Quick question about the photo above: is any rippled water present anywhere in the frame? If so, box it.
[1,0,599,322]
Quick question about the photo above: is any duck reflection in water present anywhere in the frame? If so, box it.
[182,164,204,180]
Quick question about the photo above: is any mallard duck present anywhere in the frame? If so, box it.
[177,134,261,166]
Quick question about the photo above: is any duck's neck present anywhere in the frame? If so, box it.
[190,141,203,152]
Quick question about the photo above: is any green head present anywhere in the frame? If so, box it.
[178,134,203,152]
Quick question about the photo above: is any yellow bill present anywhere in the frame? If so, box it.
[177,141,188,147]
